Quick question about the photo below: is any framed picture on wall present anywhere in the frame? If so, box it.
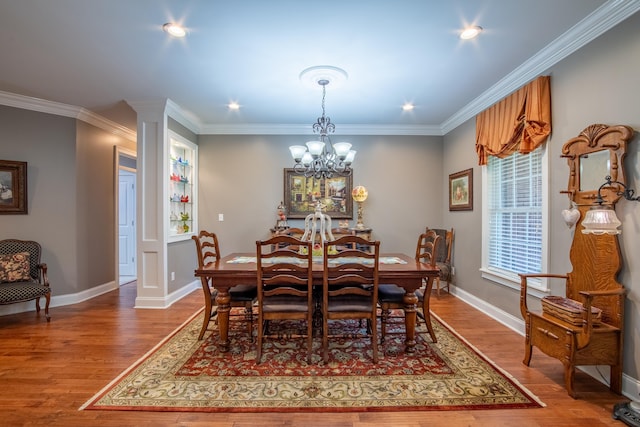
[449,168,472,211]
[0,160,28,215]
[283,168,353,219]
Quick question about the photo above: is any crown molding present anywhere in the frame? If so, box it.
[440,0,640,134]
[2,0,637,139]
[165,99,203,134]
[199,123,443,136]
[0,89,136,141]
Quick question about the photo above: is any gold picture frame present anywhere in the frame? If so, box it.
[449,168,472,211]
[284,168,353,219]
[0,160,28,215]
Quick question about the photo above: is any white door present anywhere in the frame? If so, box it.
[119,170,136,282]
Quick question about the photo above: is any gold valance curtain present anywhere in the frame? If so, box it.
[475,76,551,165]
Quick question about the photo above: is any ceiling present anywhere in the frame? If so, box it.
[0,0,636,135]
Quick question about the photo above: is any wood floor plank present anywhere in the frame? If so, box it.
[0,283,628,426]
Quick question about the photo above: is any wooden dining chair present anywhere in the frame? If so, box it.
[322,235,380,363]
[256,235,314,364]
[378,230,441,346]
[426,227,454,295]
[192,231,257,340]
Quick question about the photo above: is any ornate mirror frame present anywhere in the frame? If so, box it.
[561,124,633,206]
[560,124,633,310]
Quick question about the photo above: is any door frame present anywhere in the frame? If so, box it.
[114,146,137,286]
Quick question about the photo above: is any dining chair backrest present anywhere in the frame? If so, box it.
[192,230,221,268]
[415,230,441,267]
[323,235,380,288]
[425,227,454,295]
[256,235,314,363]
[426,227,454,265]
[256,235,313,292]
[322,235,381,363]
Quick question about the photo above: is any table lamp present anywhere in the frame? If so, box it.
[352,185,368,230]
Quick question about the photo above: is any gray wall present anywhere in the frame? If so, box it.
[443,11,640,381]
[0,106,134,296]
[196,134,443,255]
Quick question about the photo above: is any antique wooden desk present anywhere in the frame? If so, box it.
[194,252,439,354]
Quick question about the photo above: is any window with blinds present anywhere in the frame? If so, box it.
[486,147,543,276]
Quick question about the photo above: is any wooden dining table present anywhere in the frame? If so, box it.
[194,252,439,353]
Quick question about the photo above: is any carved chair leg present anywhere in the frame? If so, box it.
[306,316,313,364]
[611,364,623,394]
[244,304,254,342]
[422,310,437,343]
[380,307,388,344]
[323,318,329,363]
[564,363,576,398]
[198,298,213,340]
[44,293,51,322]
[256,317,264,364]
[371,316,379,364]
[523,342,533,366]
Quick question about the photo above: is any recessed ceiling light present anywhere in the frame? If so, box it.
[460,26,482,40]
[163,23,187,38]
[228,102,240,110]
[402,103,414,111]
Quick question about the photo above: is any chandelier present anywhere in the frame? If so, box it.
[289,70,355,179]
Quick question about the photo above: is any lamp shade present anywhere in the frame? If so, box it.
[332,142,352,159]
[352,185,368,202]
[581,205,621,235]
[305,141,325,156]
[289,145,307,162]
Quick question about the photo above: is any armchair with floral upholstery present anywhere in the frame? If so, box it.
[0,239,51,321]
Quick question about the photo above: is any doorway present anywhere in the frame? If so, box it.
[115,148,137,286]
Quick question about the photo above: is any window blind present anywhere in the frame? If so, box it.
[487,148,543,275]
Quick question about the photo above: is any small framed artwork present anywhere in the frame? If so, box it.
[0,160,28,215]
[284,168,353,219]
[449,168,472,211]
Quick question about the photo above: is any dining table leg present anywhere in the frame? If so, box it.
[402,290,418,353]
[215,289,231,352]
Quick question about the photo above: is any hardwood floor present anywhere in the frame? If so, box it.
[0,283,628,426]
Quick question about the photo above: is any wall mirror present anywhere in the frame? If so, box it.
[579,149,610,192]
[562,124,633,206]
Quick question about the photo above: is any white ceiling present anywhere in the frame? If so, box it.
[0,0,637,135]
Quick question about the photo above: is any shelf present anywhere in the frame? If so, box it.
[168,132,197,242]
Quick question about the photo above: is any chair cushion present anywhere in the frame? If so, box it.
[0,252,31,283]
[0,281,50,304]
[229,284,257,300]
[378,284,405,303]
[328,295,373,312]
[436,262,451,280]
[262,295,309,312]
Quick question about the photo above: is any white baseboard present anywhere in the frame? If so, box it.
[134,280,199,309]
[0,280,199,313]
[450,285,640,401]
[0,280,119,317]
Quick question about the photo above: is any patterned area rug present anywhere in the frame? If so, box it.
[81,309,544,412]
